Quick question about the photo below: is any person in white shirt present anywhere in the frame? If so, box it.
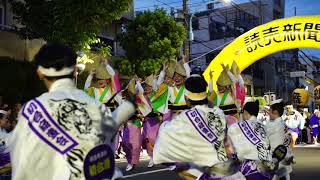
[154,75,244,180]
[9,43,135,180]
[0,110,11,178]
[228,100,278,180]
[266,100,293,180]
[282,105,305,149]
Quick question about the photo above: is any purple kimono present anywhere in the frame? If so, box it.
[310,114,319,137]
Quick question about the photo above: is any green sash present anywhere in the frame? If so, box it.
[174,85,185,104]
[152,85,169,112]
[99,86,110,102]
[214,92,229,106]
[128,119,142,128]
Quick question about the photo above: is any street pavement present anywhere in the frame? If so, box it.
[116,145,320,180]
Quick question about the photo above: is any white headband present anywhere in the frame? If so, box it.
[38,66,75,77]
[271,99,283,105]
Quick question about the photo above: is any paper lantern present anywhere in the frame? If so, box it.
[314,85,320,104]
[292,88,309,106]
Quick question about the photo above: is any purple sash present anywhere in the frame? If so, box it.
[21,99,78,154]
[185,109,218,144]
[238,121,261,145]
[240,160,273,180]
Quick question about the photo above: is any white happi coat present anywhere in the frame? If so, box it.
[9,78,134,180]
[228,117,273,162]
[154,105,235,178]
[265,117,293,178]
[282,110,305,130]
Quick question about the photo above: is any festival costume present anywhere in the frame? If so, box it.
[266,117,293,180]
[282,109,305,140]
[84,64,122,110]
[136,78,161,160]
[309,114,319,138]
[154,105,244,180]
[228,117,276,180]
[154,75,244,180]
[119,80,144,170]
[10,78,135,180]
[208,69,238,117]
[167,61,191,114]
[122,112,142,166]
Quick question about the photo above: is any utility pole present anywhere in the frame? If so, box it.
[183,0,189,60]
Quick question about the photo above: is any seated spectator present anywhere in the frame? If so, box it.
[0,110,11,179]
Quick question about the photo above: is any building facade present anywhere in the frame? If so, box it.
[0,0,133,61]
[189,0,315,105]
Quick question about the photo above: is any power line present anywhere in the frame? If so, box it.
[135,0,182,10]
[135,0,200,10]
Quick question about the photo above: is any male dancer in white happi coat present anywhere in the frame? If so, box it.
[153,75,244,180]
[267,100,294,180]
[228,100,279,180]
[9,43,135,180]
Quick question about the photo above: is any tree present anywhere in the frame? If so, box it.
[9,0,132,53]
[119,9,186,77]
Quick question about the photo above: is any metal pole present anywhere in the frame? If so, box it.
[183,0,189,60]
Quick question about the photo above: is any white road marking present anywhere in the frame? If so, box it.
[121,168,170,178]
[295,144,320,148]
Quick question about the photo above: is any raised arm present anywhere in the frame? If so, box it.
[183,63,191,78]
[227,70,237,84]
[84,69,95,90]
[182,55,191,77]
[157,70,165,87]
[238,74,245,89]
[105,59,115,76]
[136,80,144,94]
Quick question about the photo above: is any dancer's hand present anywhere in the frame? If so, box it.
[209,70,214,79]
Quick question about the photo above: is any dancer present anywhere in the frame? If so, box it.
[9,43,135,180]
[208,64,238,118]
[266,100,294,180]
[168,57,191,114]
[154,75,245,180]
[84,59,122,110]
[137,75,161,168]
[228,100,278,180]
[122,79,143,172]
[282,105,305,149]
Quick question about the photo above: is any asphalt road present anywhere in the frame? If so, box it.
[116,145,320,180]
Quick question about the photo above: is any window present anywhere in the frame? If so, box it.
[0,4,4,26]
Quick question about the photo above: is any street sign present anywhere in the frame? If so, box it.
[290,71,305,78]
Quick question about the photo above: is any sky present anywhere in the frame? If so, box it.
[134,0,320,58]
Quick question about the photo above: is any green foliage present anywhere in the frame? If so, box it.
[119,8,186,77]
[254,96,267,109]
[0,57,46,104]
[10,0,132,52]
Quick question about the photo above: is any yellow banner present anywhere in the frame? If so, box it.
[203,16,320,90]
